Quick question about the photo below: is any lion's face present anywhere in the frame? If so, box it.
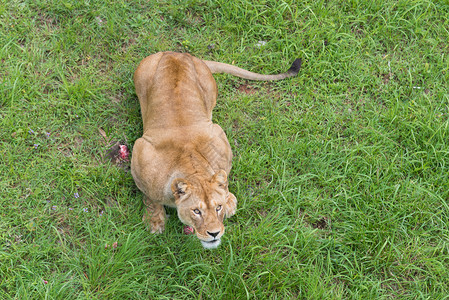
[171,170,236,249]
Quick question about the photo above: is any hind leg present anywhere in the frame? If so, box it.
[142,196,166,233]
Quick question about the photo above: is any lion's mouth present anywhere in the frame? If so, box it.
[200,239,221,249]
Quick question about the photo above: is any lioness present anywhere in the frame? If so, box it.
[131,52,301,249]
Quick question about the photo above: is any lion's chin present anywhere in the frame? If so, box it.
[200,239,221,249]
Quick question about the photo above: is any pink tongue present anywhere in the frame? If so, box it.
[183,225,194,235]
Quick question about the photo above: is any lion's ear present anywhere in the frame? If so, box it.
[171,178,190,200]
[212,170,228,189]
[224,192,237,218]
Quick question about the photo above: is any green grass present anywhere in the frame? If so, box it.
[1,0,449,298]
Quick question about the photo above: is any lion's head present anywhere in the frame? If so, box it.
[171,170,236,249]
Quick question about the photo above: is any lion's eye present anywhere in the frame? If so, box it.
[216,205,222,212]
[193,209,201,215]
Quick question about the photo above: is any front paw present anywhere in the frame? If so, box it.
[150,223,165,234]
[142,211,165,234]
[224,192,237,218]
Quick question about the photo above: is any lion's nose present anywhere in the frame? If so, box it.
[207,231,220,238]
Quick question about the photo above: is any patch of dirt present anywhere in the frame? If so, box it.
[110,94,123,104]
[351,24,365,37]
[298,209,331,230]
[237,84,258,95]
[257,208,268,218]
[311,216,330,229]
[382,72,394,84]
[36,11,59,28]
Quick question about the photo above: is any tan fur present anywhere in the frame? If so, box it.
[131,51,299,248]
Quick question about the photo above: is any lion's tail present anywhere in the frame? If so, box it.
[202,58,302,81]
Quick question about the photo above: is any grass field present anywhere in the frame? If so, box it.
[1,0,449,298]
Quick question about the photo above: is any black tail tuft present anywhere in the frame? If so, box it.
[287,58,302,75]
